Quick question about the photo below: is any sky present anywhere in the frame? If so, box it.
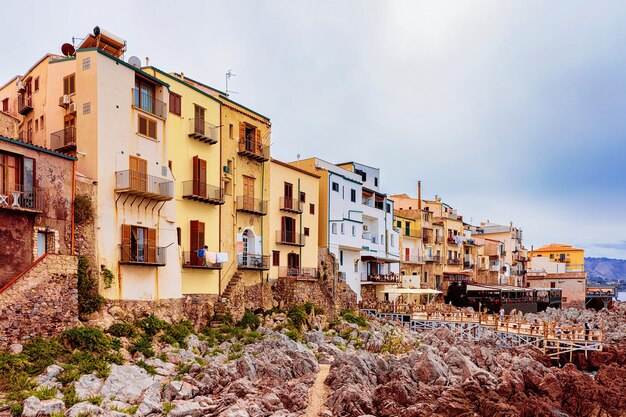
[1,1,625,258]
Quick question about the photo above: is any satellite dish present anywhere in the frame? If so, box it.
[128,56,141,68]
[61,43,75,57]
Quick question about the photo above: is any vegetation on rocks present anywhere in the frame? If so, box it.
[77,256,104,315]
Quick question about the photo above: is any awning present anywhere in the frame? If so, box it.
[384,287,442,295]
[361,255,400,263]
[444,271,472,275]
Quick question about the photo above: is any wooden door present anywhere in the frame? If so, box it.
[192,156,207,197]
[190,220,205,266]
[287,253,300,276]
[194,105,205,135]
[129,156,147,191]
[147,228,156,263]
[284,182,293,209]
[405,248,410,262]
[243,176,255,211]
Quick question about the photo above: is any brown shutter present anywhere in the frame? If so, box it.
[190,220,199,265]
[148,119,157,139]
[192,156,199,195]
[121,224,131,262]
[138,115,147,135]
[199,158,207,198]
[255,128,262,153]
[147,228,156,263]
[198,221,205,248]
[281,216,286,242]
[239,122,245,141]
[137,158,147,191]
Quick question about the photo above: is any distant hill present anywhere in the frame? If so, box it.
[585,257,626,283]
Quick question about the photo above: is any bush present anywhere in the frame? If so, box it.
[74,194,94,224]
[107,322,136,338]
[129,335,155,358]
[135,315,168,337]
[77,256,104,315]
[136,360,157,375]
[100,266,115,290]
[161,320,193,348]
[211,312,233,325]
[287,304,308,329]
[341,310,368,327]
[238,309,260,330]
[65,351,110,379]
[22,337,65,374]
[62,327,111,353]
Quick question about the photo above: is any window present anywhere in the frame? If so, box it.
[224,178,232,195]
[386,203,391,213]
[309,203,315,214]
[550,282,556,288]
[341,223,345,234]
[396,221,401,228]
[83,102,91,115]
[350,189,356,202]
[332,223,337,234]
[129,156,148,191]
[1,98,8,113]
[354,261,359,272]
[169,92,181,116]
[374,177,378,187]
[331,182,339,192]
[138,114,157,139]
[229,124,234,139]
[424,272,428,283]
[0,153,35,209]
[352,225,356,237]
[82,57,91,71]
[168,160,173,174]
[34,119,38,132]
[134,78,156,113]
[63,74,76,95]
[300,191,306,203]
[304,227,310,236]
[40,116,44,129]
[34,77,39,92]
[273,251,280,266]
[339,250,344,266]
[391,235,395,247]
[176,227,181,246]
[121,224,158,264]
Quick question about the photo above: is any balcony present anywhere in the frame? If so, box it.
[237,195,267,215]
[181,251,221,270]
[362,273,401,284]
[182,181,224,205]
[279,197,303,213]
[422,235,433,244]
[50,127,77,152]
[0,187,43,213]
[18,93,33,115]
[424,255,441,263]
[402,229,421,239]
[489,264,500,272]
[444,273,471,282]
[238,138,269,162]
[188,119,218,144]
[337,271,347,281]
[18,130,32,144]
[447,237,457,244]
[237,254,270,270]
[120,244,166,266]
[447,258,462,265]
[435,236,444,244]
[403,255,424,264]
[278,267,318,280]
[115,170,174,201]
[132,88,166,119]
[276,230,306,247]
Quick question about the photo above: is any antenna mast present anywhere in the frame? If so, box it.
[225,69,238,95]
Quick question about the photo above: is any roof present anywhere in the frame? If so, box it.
[271,158,320,178]
[336,161,380,171]
[0,135,77,161]
[146,67,221,105]
[532,243,584,252]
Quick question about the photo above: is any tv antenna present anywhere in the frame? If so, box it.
[225,69,238,95]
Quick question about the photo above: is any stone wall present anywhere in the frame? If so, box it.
[0,254,79,346]
[0,111,18,139]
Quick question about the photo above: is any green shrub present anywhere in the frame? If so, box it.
[287,304,308,328]
[227,352,243,361]
[87,395,103,406]
[341,310,368,327]
[61,386,80,408]
[10,403,23,417]
[303,302,315,315]
[63,327,111,353]
[107,322,136,338]
[136,360,157,375]
[5,372,35,401]
[66,351,110,379]
[212,312,233,325]
[129,335,154,358]
[161,320,193,348]
[135,315,168,337]
[100,266,115,290]
[238,309,260,330]
[22,337,65,374]
[74,194,94,224]
[285,329,301,342]
[77,256,104,315]
[162,402,175,415]
[33,385,57,400]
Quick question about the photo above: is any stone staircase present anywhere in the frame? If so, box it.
[214,271,244,318]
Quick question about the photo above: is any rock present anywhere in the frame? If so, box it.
[65,401,103,417]
[37,364,64,385]
[99,365,159,403]
[162,380,198,401]
[135,382,162,416]
[22,397,65,417]
[9,343,23,354]
[260,393,283,411]
[167,400,204,417]
[411,348,448,384]
[75,374,104,399]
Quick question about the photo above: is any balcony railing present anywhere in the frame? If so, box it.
[181,251,221,269]
[447,237,457,244]
[489,264,500,272]
[237,195,267,215]
[188,118,218,144]
[403,230,421,239]
[50,127,77,152]
[237,254,270,270]
[0,186,42,212]
[18,93,33,115]
[132,88,166,118]
[182,181,224,205]
[276,230,306,246]
[115,170,174,201]
[278,267,318,280]
[422,235,433,244]
[18,130,32,144]
[337,271,347,281]
[362,273,401,283]
[403,255,424,264]
[435,236,444,244]
[120,244,166,266]
[424,255,441,263]
[447,258,462,265]
[279,197,303,213]
[238,137,269,162]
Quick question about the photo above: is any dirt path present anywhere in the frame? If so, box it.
[302,363,331,417]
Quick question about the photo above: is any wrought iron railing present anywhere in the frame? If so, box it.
[278,267,318,279]
[132,88,166,118]
[120,244,166,266]
[238,137,269,161]
[188,118,218,144]
[237,254,270,269]
[182,251,221,269]
[115,170,174,200]
[18,93,32,115]
[18,130,32,144]
[276,230,306,246]
[279,197,303,213]
[0,186,41,211]
[182,181,223,204]
[50,127,76,151]
[236,195,268,215]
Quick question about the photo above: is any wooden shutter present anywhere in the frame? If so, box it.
[190,220,199,265]
[121,224,131,262]
[255,128,262,153]
[192,156,199,195]
[199,158,207,198]
[135,157,147,191]
[281,216,286,242]
[138,115,147,135]
[147,228,156,263]
[148,119,157,139]
[239,122,245,141]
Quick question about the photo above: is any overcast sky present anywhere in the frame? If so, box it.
[1,1,625,259]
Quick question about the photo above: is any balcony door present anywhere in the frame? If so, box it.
[135,79,155,114]
[129,156,147,191]
[405,248,410,262]
[243,176,255,211]
[284,182,293,209]
[192,156,207,198]
[190,220,205,266]
[194,104,205,135]
[282,216,296,243]
[287,253,300,276]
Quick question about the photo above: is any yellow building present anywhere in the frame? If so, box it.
[529,243,585,266]
[269,159,319,280]
[145,68,223,295]
[394,210,425,282]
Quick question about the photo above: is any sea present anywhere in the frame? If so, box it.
[618,291,626,302]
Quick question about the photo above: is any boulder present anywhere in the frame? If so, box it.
[65,401,103,417]
[75,374,104,399]
[99,365,159,403]
[162,380,198,401]
[21,396,64,417]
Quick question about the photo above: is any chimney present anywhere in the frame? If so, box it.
[145,56,150,66]
[418,181,422,210]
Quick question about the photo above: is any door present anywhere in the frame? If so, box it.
[135,79,155,113]
[287,253,300,276]
[284,182,293,209]
[243,176,255,211]
[190,220,205,266]
[282,216,296,243]
[242,229,250,266]
[37,232,47,257]
[129,156,147,191]
[192,156,207,197]
[194,105,205,135]
[405,248,410,262]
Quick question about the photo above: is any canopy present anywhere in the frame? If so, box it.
[384,287,442,295]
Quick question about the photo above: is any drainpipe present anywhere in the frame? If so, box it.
[71,159,76,255]
[298,178,302,271]
[218,103,223,296]
[261,159,265,285]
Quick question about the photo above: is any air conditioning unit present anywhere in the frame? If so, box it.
[59,95,71,107]
[363,225,369,231]
[68,102,77,114]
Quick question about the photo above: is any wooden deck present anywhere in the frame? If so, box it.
[361,306,604,360]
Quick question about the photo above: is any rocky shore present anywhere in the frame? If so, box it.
[1,304,625,417]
